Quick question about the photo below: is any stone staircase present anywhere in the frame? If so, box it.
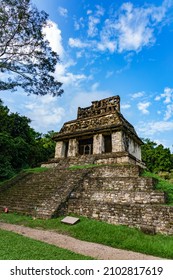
[0,168,90,218]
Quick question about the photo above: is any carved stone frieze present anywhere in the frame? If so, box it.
[77,95,120,119]
[60,114,121,134]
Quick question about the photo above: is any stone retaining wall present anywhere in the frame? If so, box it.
[67,166,173,235]
[41,152,145,169]
[1,165,173,235]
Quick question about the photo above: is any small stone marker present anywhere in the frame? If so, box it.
[61,216,80,225]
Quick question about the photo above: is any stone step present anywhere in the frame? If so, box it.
[68,191,165,207]
[0,168,90,218]
[88,165,141,178]
[89,190,165,204]
[83,177,156,191]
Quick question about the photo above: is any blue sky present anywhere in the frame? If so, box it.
[1,0,173,151]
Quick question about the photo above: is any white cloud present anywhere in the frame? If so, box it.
[55,61,87,87]
[106,71,114,78]
[43,20,64,57]
[154,87,173,120]
[162,87,173,103]
[137,101,151,114]
[96,5,105,17]
[164,103,173,120]
[76,51,83,58]
[97,39,117,53]
[68,38,89,48]
[91,82,99,91]
[60,72,86,86]
[98,2,161,53]
[74,17,85,31]
[74,20,80,30]
[131,91,144,99]
[121,104,131,109]
[138,120,173,136]
[43,20,88,89]
[24,95,65,132]
[155,95,161,101]
[87,5,105,38]
[155,87,173,103]
[87,10,92,15]
[70,1,172,54]
[115,1,172,52]
[116,4,154,52]
[88,16,100,37]
[58,7,68,18]
[104,0,170,53]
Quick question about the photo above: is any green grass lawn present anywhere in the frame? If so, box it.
[1,213,173,259]
[0,228,93,260]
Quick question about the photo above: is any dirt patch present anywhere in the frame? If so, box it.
[0,222,164,260]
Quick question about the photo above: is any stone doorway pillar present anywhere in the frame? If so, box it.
[93,134,104,154]
[55,141,64,158]
[68,139,78,157]
[112,131,124,152]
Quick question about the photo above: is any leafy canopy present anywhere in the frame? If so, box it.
[0,99,55,180]
[141,138,173,173]
[0,0,63,96]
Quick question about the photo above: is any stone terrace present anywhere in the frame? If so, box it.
[0,165,173,235]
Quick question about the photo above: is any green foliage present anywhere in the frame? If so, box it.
[0,100,55,181]
[0,229,92,260]
[1,213,173,259]
[141,138,173,173]
[0,132,15,179]
[142,170,173,204]
[0,0,63,96]
[0,155,15,179]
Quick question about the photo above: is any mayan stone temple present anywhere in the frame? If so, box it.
[1,95,173,235]
[46,95,144,168]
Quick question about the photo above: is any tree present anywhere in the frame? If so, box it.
[0,100,56,180]
[0,0,63,96]
[141,138,173,173]
[0,132,15,179]
[29,131,56,167]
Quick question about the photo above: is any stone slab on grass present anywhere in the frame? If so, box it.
[61,216,80,225]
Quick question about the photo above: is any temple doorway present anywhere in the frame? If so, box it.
[63,141,69,157]
[104,135,112,153]
[78,138,93,155]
